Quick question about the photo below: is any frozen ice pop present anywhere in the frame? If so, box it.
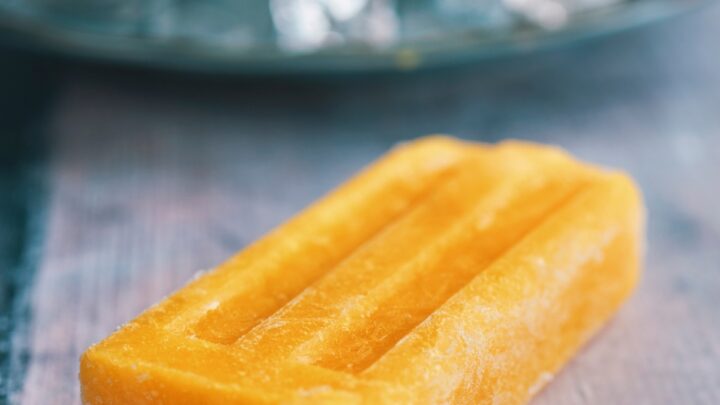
[80,136,644,405]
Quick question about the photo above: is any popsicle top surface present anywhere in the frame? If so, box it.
[80,136,644,405]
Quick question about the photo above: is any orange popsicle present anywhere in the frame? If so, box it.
[80,136,644,405]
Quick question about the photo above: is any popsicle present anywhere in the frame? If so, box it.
[80,136,644,405]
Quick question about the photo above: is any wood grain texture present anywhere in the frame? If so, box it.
[9,4,720,404]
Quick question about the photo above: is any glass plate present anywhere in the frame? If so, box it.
[0,0,703,74]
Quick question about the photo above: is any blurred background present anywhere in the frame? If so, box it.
[1,0,719,404]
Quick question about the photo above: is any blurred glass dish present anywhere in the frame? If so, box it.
[0,0,702,73]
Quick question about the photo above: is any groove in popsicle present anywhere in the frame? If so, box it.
[302,180,588,374]
[226,147,592,366]
[191,141,466,345]
[194,182,443,344]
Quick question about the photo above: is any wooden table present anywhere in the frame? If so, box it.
[2,4,720,403]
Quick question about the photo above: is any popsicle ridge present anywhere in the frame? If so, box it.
[80,136,644,405]
[289,150,594,373]
[187,136,468,344]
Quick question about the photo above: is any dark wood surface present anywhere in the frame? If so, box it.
[4,3,720,404]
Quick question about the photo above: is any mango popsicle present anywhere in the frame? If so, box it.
[80,136,644,405]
